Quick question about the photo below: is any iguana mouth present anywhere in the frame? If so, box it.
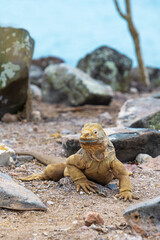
[79,139,98,143]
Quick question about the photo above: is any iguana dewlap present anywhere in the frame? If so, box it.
[18,123,134,201]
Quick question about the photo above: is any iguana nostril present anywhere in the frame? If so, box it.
[84,132,90,137]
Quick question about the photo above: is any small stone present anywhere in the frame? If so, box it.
[15,165,27,172]
[32,233,37,236]
[83,211,104,227]
[61,130,71,134]
[43,232,48,236]
[79,191,85,195]
[136,153,151,164]
[0,144,15,166]
[107,184,117,190]
[81,226,88,230]
[31,110,41,122]
[130,87,138,94]
[1,113,18,122]
[47,200,54,205]
[33,126,38,132]
[84,203,89,207]
[72,220,78,225]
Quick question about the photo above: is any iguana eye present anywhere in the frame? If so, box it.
[93,130,97,134]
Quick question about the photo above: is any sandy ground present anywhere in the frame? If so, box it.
[0,93,160,240]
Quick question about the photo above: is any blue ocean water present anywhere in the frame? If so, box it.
[0,0,159,67]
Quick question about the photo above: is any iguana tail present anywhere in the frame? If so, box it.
[16,150,66,165]
[19,173,45,181]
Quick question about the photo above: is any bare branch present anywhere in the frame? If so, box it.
[114,0,128,20]
[126,0,131,17]
[114,0,150,86]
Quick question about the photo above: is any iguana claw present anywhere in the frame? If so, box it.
[75,179,97,194]
[115,191,139,201]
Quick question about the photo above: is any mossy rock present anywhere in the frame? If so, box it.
[77,46,132,92]
[146,112,160,130]
[43,63,113,106]
[0,27,34,118]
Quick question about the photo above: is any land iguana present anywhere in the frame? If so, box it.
[17,123,136,201]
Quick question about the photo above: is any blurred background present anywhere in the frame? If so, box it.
[0,0,159,67]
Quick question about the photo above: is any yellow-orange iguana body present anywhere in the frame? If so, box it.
[17,123,135,201]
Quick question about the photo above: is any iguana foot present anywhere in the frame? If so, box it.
[115,191,133,201]
[115,191,139,201]
[75,179,97,194]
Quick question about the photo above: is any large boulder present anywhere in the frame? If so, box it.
[0,27,34,119]
[77,46,132,91]
[42,63,113,106]
[62,128,160,162]
[117,97,160,129]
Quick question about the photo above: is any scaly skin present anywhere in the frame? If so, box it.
[18,123,135,201]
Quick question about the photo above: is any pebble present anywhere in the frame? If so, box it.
[107,184,117,190]
[83,211,104,227]
[130,87,138,94]
[136,153,151,164]
[61,130,71,134]
[47,200,54,205]
[42,232,48,236]
[15,165,27,172]
[79,191,85,195]
[72,220,78,225]
[0,144,15,166]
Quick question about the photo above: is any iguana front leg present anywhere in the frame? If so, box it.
[65,155,97,194]
[111,159,133,201]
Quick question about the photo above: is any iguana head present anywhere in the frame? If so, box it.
[80,123,111,161]
[80,123,107,145]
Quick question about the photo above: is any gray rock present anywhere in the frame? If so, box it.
[0,173,47,211]
[0,27,34,119]
[42,63,113,106]
[0,145,15,166]
[123,196,160,237]
[130,67,160,89]
[0,172,14,182]
[62,127,160,162]
[77,46,132,91]
[117,97,160,129]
